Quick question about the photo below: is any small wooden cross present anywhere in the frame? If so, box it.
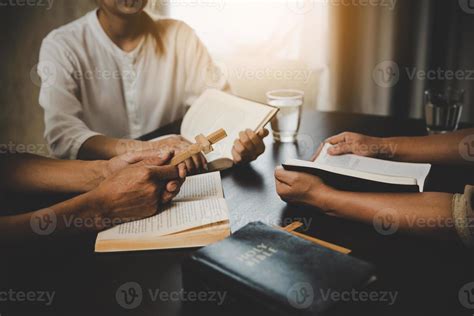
[170,129,228,166]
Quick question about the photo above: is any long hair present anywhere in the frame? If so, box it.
[142,11,165,55]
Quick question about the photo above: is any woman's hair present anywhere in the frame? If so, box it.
[142,12,165,55]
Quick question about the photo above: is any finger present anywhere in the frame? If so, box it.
[184,158,196,175]
[166,180,179,193]
[238,130,257,152]
[274,167,299,186]
[233,140,248,158]
[191,154,203,172]
[232,148,243,164]
[257,128,270,138]
[126,150,172,165]
[178,163,187,179]
[327,143,352,156]
[141,151,175,166]
[325,133,348,145]
[161,191,175,204]
[245,129,265,154]
[148,165,180,181]
[200,154,208,171]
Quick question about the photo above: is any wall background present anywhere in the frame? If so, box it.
[0,0,96,156]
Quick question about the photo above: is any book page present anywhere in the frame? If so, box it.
[313,143,431,191]
[97,198,229,241]
[174,172,223,202]
[181,89,276,161]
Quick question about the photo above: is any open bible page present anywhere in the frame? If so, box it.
[315,144,431,191]
[181,89,275,161]
[97,198,229,241]
[175,172,223,202]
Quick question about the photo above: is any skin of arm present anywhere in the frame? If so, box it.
[0,150,186,194]
[322,128,474,165]
[274,168,457,239]
[0,153,184,245]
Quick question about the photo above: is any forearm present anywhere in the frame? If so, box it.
[384,128,474,165]
[0,154,107,194]
[0,192,98,244]
[316,189,456,238]
[78,135,133,160]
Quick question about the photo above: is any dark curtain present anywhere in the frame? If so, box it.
[330,0,474,123]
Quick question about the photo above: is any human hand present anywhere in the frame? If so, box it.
[86,155,182,231]
[274,167,332,209]
[312,132,391,161]
[232,129,269,164]
[151,136,207,175]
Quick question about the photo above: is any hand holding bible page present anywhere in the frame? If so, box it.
[171,89,278,171]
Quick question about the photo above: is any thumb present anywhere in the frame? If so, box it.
[148,165,180,181]
[124,150,172,165]
[141,151,174,166]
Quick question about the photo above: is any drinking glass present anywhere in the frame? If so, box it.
[424,88,464,134]
[267,89,304,143]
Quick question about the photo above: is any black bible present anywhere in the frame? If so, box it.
[182,222,376,315]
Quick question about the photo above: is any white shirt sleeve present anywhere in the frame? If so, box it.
[38,35,102,160]
[178,24,231,107]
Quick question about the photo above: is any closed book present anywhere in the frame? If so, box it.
[183,222,375,315]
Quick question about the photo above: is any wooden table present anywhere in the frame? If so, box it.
[1,110,473,316]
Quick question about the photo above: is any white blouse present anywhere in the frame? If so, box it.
[38,9,227,159]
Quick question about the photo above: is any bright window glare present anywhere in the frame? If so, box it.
[167,0,328,65]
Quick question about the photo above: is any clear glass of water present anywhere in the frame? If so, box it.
[267,89,304,143]
[424,88,464,134]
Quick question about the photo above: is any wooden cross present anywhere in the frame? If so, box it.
[170,129,228,166]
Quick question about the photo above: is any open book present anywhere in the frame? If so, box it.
[283,143,431,192]
[157,89,278,171]
[95,172,231,253]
